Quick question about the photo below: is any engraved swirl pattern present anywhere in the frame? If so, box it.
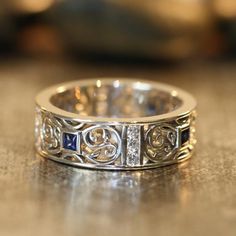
[37,110,122,164]
[144,124,177,162]
[41,115,61,155]
[81,125,121,164]
[36,108,195,168]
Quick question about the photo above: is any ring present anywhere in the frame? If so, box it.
[35,79,197,170]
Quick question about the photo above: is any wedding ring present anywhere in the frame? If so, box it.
[35,79,197,170]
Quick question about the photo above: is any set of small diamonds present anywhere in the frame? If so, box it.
[126,126,141,167]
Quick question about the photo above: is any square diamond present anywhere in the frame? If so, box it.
[181,127,190,145]
[63,132,77,151]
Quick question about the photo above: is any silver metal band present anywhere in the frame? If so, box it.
[35,79,197,170]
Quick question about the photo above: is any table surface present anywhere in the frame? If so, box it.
[0,59,236,236]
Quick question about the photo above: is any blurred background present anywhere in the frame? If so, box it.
[1,0,236,62]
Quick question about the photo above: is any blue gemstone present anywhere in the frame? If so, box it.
[63,132,77,151]
[181,128,190,145]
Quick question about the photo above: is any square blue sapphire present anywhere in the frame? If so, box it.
[181,128,190,145]
[63,132,77,151]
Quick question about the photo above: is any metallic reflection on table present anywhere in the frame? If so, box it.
[32,155,192,234]
[35,155,191,208]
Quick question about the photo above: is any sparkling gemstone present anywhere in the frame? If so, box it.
[181,128,190,145]
[127,125,141,166]
[63,132,77,151]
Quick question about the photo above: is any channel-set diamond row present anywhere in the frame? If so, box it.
[126,125,141,166]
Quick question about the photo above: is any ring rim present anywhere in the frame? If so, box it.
[36,78,197,124]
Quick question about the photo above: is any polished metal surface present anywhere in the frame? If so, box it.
[0,60,236,236]
[49,81,182,118]
[35,79,196,169]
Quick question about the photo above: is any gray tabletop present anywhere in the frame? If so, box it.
[0,60,236,236]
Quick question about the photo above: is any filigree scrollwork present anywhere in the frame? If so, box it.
[61,152,84,163]
[144,124,177,162]
[59,119,84,130]
[176,115,190,126]
[81,125,121,164]
[41,115,61,155]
